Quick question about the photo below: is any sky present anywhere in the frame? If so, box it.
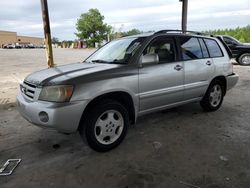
[0,0,249,40]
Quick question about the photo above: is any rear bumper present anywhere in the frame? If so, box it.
[16,92,88,133]
[226,73,239,91]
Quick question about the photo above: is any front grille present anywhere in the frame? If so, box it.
[21,81,37,100]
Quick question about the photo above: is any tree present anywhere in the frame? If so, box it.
[205,25,250,42]
[75,9,111,47]
[110,29,143,40]
[52,37,60,44]
[124,29,142,36]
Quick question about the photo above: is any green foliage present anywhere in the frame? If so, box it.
[205,25,250,42]
[52,37,60,44]
[61,40,74,48]
[123,29,142,36]
[110,29,143,40]
[75,8,112,47]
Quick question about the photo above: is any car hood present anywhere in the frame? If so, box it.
[24,62,121,86]
[237,43,250,49]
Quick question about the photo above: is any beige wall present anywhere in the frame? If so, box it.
[0,31,17,47]
[0,30,44,47]
[17,36,44,45]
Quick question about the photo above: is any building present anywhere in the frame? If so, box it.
[0,30,44,48]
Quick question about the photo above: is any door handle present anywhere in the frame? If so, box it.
[206,61,212,66]
[174,64,183,71]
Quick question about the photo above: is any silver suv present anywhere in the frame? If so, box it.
[17,30,239,152]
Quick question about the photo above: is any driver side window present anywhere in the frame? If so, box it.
[144,37,176,63]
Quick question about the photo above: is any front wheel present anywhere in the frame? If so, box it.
[238,53,250,66]
[200,80,224,112]
[79,99,129,152]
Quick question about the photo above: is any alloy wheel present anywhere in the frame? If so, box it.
[209,84,222,107]
[94,110,124,145]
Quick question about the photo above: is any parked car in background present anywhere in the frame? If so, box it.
[3,44,15,49]
[17,30,239,152]
[27,44,35,48]
[35,45,45,48]
[15,44,22,49]
[21,44,30,48]
[217,35,250,66]
[1,43,45,49]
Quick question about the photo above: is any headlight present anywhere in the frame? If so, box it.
[39,85,74,102]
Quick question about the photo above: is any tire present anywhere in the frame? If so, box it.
[79,99,129,152]
[238,53,250,66]
[200,80,225,112]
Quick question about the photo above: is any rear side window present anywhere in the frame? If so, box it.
[180,37,203,60]
[198,38,209,58]
[223,36,239,45]
[223,37,234,45]
[204,39,223,58]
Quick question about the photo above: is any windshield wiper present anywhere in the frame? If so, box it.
[90,59,126,64]
[112,59,127,64]
[91,59,109,63]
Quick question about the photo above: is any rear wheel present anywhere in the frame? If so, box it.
[238,53,250,66]
[79,99,129,152]
[200,80,224,112]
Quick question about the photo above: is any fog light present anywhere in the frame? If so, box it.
[39,111,49,123]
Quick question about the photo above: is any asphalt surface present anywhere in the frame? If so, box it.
[0,49,250,188]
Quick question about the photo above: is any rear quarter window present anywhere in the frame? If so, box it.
[198,38,209,58]
[204,39,223,58]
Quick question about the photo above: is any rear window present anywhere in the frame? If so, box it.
[180,37,203,60]
[204,39,223,58]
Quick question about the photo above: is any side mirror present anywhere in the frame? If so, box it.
[141,53,159,65]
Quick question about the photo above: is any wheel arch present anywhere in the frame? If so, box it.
[236,51,250,61]
[79,91,136,130]
[236,52,250,62]
[209,76,227,95]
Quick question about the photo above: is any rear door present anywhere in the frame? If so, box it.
[179,36,215,100]
[203,38,227,74]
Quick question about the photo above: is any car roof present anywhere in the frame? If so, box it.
[123,30,216,39]
[123,32,154,38]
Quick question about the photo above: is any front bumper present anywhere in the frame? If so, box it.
[226,73,239,91]
[16,92,88,133]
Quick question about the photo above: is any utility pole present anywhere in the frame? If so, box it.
[40,0,54,68]
[179,0,188,33]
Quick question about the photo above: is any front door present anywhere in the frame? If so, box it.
[138,36,184,113]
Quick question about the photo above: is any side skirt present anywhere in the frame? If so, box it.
[138,97,202,116]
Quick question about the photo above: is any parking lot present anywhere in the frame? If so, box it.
[0,49,250,188]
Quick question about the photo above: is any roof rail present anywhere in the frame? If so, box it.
[154,30,213,37]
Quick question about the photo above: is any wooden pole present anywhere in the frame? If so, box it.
[180,0,188,33]
[40,0,54,68]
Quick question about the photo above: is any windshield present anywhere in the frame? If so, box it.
[224,36,241,44]
[85,37,145,64]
